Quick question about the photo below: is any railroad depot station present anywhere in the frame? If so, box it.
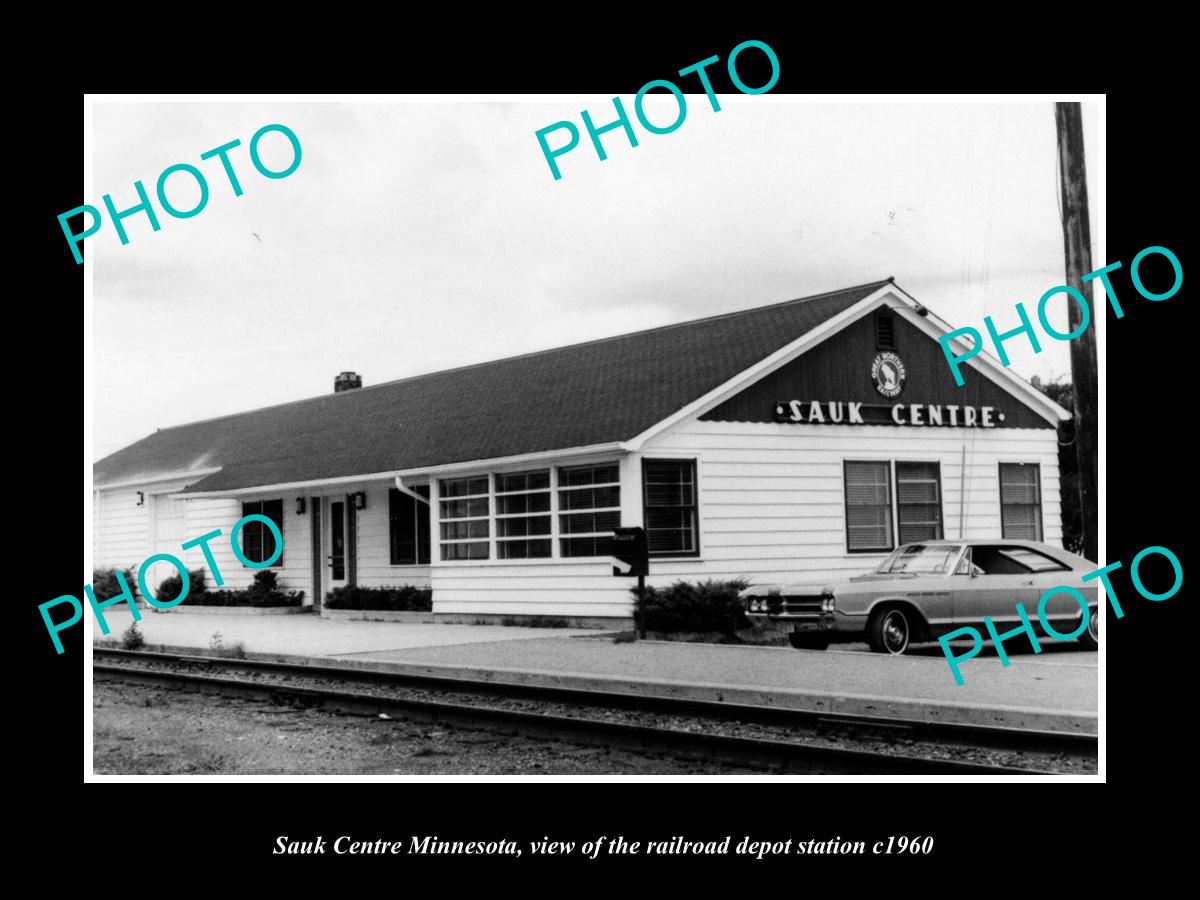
[93,279,1069,627]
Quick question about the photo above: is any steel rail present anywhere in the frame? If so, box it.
[94,654,1084,775]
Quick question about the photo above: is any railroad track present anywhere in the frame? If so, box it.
[93,647,1096,775]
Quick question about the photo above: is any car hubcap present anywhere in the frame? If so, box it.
[1089,609,1099,641]
[883,611,908,653]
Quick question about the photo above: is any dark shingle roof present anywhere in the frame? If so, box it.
[94,280,889,492]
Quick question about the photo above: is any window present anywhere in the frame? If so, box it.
[495,469,551,559]
[844,462,893,552]
[559,463,620,557]
[999,463,1043,540]
[643,459,699,556]
[969,544,1066,575]
[389,485,431,565]
[896,462,944,543]
[876,543,963,575]
[439,476,489,561]
[240,499,284,566]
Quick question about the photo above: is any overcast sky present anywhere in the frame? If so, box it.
[91,99,1098,460]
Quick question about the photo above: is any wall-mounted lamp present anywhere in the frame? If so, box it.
[354,491,367,511]
[136,491,144,506]
[296,497,307,516]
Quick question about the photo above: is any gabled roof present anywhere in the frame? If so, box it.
[95,280,891,492]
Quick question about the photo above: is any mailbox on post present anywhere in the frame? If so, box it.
[612,526,649,638]
[611,527,648,577]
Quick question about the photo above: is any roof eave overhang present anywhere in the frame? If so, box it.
[172,442,629,499]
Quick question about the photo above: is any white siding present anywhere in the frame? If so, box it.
[432,561,633,618]
[93,487,151,572]
[181,497,251,590]
[641,419,1062,588]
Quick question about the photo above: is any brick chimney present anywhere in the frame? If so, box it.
[334,371,362,393]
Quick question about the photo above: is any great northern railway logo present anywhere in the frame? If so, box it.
[871,352,906,398]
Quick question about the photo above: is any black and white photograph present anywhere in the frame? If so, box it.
[78,91,1108,781]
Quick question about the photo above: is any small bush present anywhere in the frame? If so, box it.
[500,615,571,628]
[324,585,432,612]
[207,632,247,658]
[248,570,279,596]
[634,578,752,635]
[154,568,208,605]
[92,568,137,600]
[121,621,146,650]
[191,587,304,607]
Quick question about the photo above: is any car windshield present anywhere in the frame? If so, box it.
[875,544,963,575]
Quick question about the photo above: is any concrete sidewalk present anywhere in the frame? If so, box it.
[92,611,1098,735]
[338,637,1098,734]
[91,609,605,655]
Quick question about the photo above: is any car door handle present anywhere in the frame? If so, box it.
[1022,580,1035,585]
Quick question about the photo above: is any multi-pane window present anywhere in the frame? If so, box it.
[389,485,431,565]
[844,462,894,552]
[439,476,490,560]
[896,462,944,543]
[643,459,699,556]
[999,463,1043,540]
[240,499,284,566]
[559,463,621,557]
[495,470,552,559]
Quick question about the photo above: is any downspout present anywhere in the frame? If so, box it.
[958,444,967,539]
[394,476,430,505]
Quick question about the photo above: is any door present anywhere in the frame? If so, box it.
[327,498,349,593]
[310,497,322,610]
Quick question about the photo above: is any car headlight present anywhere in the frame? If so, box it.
[821,594,835,613]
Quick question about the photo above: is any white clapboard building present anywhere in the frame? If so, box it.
[92,279,1068,625]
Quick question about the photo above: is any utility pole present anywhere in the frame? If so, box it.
[1054,102,1098,563]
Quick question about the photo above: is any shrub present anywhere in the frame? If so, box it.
[121,621,146,650]
[190,586,304,607]
[324,585,432,612]
[248,569,279,596]
[92,568,137,600]
[154,568,208,605]
[500,615,570,628]
[633,578,752,635]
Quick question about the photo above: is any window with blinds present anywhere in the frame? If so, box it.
[896,462,944,543]
[844,461,894,552]
[559,463,620,557]
[439,476,490,560]
[999,463,1043,540]
[495,469,551,559]
[643,459,699,556]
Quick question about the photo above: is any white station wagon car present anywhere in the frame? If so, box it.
[743,539,1099,654]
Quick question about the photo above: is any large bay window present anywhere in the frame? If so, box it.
[495,470,552,559]
[439,476,490,560]
[558,463,621,558]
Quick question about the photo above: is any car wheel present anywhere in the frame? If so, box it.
[789,632,829,650]
[1078,607,1099,650]
[868,607,912,655]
